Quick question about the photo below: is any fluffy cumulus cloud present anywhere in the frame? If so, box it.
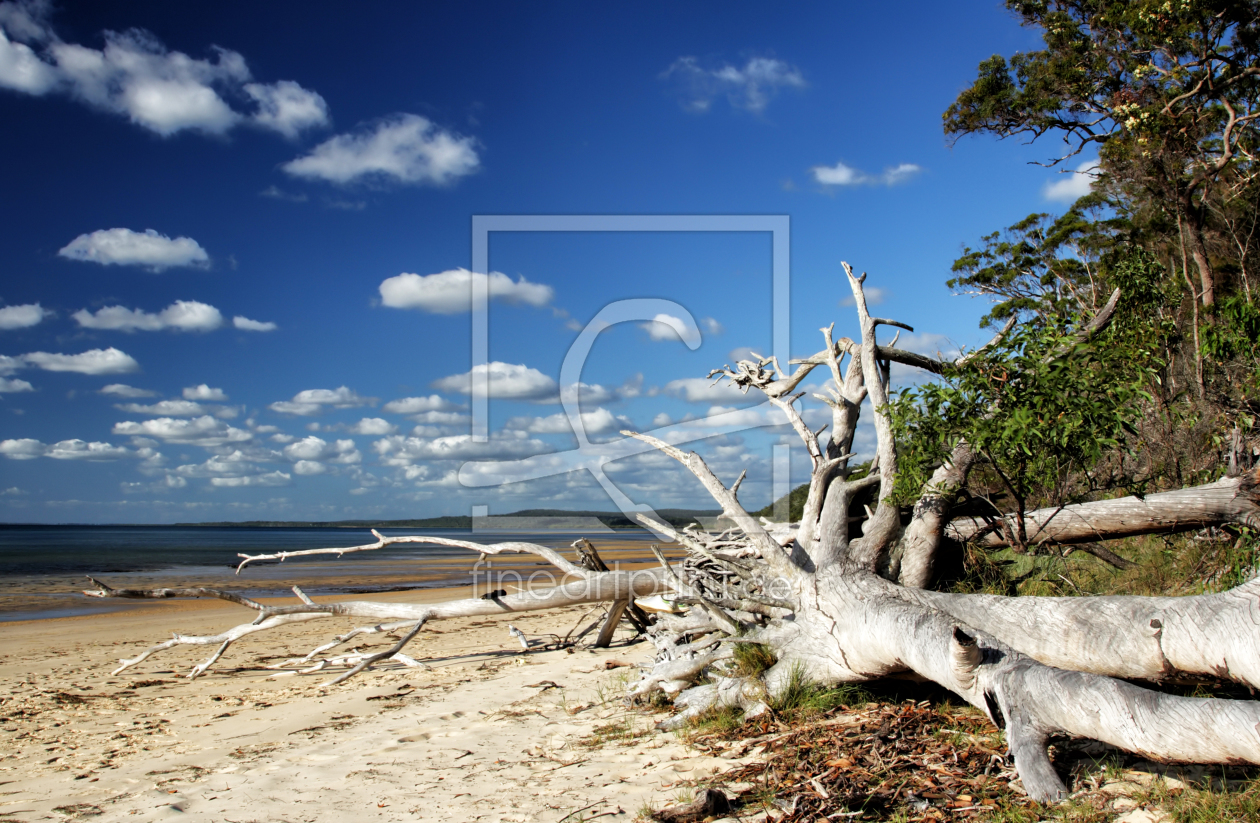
[282,113,479,186]
[381,394,460,415]
[174,450,263,480]
[100,383,155,398]
[232,315,276,331]
[0,377,32,392]
[431,362,557,401]
[58,228,209,271]
[210,471,290,488]
[663,56,805,114]
[641,313,697,343]
[19,347,138,374]
[73,300,222,332]
[374,431,551,465]
[348,417,396,435]
[504,408,630,435]
[811,161,921,187]
[282,436,360,473]
[113,415,252,448]
[0,303,47,329]
[268,386,376,416]
[1044,160,1099,203]
[0,437,129,460]
[115,399,208,417]
[183,384,227,401]
[0,5,328,138]
[379,269,553,314]
[243,79,329,139]
[664,376,752,403]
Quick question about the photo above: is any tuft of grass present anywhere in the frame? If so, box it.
[730,642,777,678]
[683,704,745,739]
[1141,769,1260,822]
[768,662,871,722]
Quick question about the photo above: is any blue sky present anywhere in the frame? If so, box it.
[0,1,1098,524]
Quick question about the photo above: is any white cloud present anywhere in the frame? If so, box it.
[269,386,376,416]
[282,113,479,186]
[664,376,752,403]
[0,10,327,138]
[505,408,630,435]
[373,431,551,464]
[663,56,805,114]
[382,394,460,414]
[73,300,222,332]
[22,347,138,374]
[431,361,557,401]
[210,471,290,487]
[0,377,32,392]
[0,437,129,460]
[113,415,252,447]
[0,303,47,329]
[0,437,43,458]
[348,417,396,435]
[839,286,887,307]
[0,23,56,93]
[100,383,155,398]
[115,399,206,417]
[292,459,326,475]
[409,410,470,426]
[44,438,131,460]
[379,268,553,314]
[233,315,277,331]
[641,313,697,343]
[244,79,329,138]
[282,435,360,469]
[1044,160,1099,203]
[701,317,723,335]
[175,451,262,479]
[58,228,209,271]
[183,384,227,401]
[811,161,922,187]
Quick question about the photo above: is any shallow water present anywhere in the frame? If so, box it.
[0,525,666,621]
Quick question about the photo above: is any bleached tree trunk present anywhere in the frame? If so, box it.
[85,265,1260,803]
[947,473,1260,546]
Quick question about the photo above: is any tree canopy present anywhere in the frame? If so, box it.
[945,0,1260,306]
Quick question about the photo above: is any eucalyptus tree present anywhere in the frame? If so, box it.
[945,0,1260,307]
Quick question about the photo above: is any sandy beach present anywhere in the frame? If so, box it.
[0,583,758,823]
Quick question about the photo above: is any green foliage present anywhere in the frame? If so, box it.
[1201,295,1260,398]
[949,204,1129,327]
[945,0,1260,193]
[890,252,1168,540]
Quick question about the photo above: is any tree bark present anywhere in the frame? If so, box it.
[946,471,1260,547]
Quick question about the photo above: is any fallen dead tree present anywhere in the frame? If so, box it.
[85,265,1260,802]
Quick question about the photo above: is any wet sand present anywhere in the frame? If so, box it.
[0,538,681,621]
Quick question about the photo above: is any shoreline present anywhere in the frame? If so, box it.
[0,584,754,822]
[0,537,681,623]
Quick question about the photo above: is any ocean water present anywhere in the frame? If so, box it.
[0,525,665,622]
